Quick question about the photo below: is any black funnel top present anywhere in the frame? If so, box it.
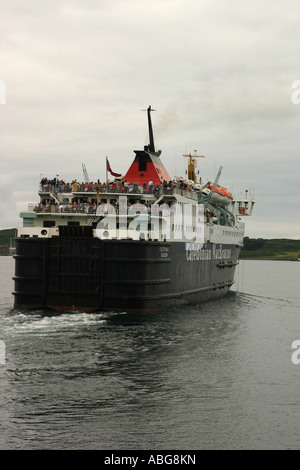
[147,105,155,152]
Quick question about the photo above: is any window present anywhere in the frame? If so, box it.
[43,221,55,227]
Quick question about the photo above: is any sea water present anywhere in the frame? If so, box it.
[0,256,299,450]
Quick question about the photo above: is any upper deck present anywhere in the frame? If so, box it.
[17,176,251,249]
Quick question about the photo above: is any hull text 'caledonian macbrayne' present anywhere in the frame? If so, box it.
[13,106,255,312]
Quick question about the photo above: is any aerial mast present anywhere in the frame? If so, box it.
[183,150,205,183]
[141,105,156,152]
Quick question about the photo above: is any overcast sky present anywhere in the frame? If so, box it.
[1,0,300,238]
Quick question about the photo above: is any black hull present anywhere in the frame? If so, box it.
[13,237,240,312]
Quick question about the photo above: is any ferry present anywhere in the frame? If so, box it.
[13,106,255,312]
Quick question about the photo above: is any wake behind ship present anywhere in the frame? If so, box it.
[13,106,255,312]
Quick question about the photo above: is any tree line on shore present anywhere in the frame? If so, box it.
[240,237,300,260]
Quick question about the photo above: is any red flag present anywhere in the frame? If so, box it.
[106,157,122,177]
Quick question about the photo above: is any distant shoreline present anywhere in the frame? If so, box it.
[240,237,300,262]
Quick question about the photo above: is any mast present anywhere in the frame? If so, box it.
[143,105,156,152]
[183,150,205,183]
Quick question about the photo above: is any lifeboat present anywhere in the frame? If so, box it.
[202,183,233,205]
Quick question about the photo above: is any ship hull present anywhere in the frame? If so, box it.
[13,237,240,312]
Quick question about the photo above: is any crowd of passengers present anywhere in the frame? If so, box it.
[34,197,176,214]
[33,198,231,225]
[40,176,198,194]
[36,177,203,215]
[34,200,98,214]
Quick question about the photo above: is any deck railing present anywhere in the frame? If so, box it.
[38,183,200,198]
[32,204,97,214]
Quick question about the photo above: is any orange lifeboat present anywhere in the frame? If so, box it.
[202,183,233,205]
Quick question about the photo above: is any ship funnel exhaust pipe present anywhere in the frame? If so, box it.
[147,105,155,152]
